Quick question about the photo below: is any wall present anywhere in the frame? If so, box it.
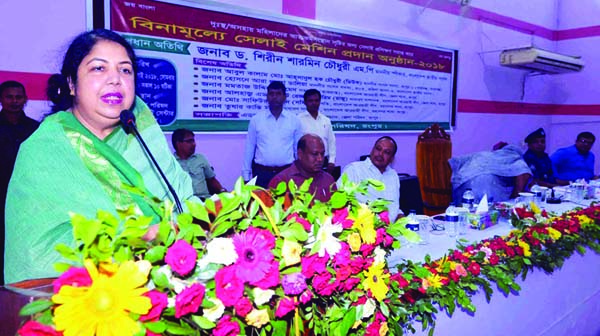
[1,0,599,190]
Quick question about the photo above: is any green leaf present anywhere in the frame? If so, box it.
[145,321,167,333]
[54,243,79,262]
[191,315,216,329]
[145,246,167,263]
[70,213,101,246]
[19,299,54,316]
[338,307,356,335]
[280,223,309,241]
[271,320,288,335]
[187,200,209,223]
[163,320,194,335]
[329,192,348,209]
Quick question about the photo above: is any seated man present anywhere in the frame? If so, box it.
[268,134,335,202]
[551,131,597,182]
[339,136,401,220]
[522,128,562,187]
[449,144,532,202]
[173,128,226,200]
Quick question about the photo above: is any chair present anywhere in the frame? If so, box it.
[416,124,453,215]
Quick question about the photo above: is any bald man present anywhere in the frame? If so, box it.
[269,134,335,201]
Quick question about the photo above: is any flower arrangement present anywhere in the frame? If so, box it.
[16,177,421,336]
[15,176,600,336]
[510,201,550,228]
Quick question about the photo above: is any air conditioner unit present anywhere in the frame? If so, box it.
[500,47,584,74]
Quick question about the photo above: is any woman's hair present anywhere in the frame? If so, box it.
[48,29,137,113]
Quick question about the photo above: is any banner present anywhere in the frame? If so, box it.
[109,0,457,132]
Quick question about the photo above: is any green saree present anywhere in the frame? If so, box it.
[4,97,194,283]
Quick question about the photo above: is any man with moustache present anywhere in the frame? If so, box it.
[340,136,401,220]
[298,89,336,173]
[551,131,598,182]
[522,128,561,187]
[243,81,302,188]
[269,134,335,202]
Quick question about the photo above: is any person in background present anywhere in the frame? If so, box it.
[0,80,39,285]
[5,29,195,284]
[298,89,336,173]
[551,131,598,182]
[242,81,302,188]
[449,144,531,203]
[173,128,226,200]
[339,136,401,220]
[523,128,563,187]
[268,134,336,202]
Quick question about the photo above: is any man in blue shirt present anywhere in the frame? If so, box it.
[242,81,302,188]
[551,132,597,182]
[522,128,560,187]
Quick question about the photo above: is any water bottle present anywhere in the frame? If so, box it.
[461,188,475,212]
[405,210,420,247]
[445,204,459,238]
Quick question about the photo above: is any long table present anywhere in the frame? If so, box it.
[388,200,600,336]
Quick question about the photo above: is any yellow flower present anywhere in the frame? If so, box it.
[577,215,593,227]
[379,322,389,336]
[53,259,151,336]
[348,232,362,252]
[530,201,541,214]
[547,227,562,241]
[422,273,444,290]
[353,204,376,244]
[518,240,532,257]
[362,262,389,301]
[282,239,302,266]
[246,308,270,328]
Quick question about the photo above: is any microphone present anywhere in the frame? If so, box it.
[120,109,184,213]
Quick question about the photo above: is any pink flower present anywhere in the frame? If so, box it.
[378,211,390,224]
[339,276,361,292]
[282,272,307,295]
[287,213,311,231]
[299,290,313,305]
[175,283,206,318]
[17,321,61,336]
[301,253,328,278]
[467,262,481,276]
[232,227,275,283]
[489,254,500,265]
[332,243,351,267]
[215,266,245,307]
[234,297,253,317]
[165,239,197,276]
[365,319,381,336]
[335,265,352,281]
[454,263,468,277]
[140,290,168,322]
[275,297,297,318]
[375,228,393,247]
[147,331,162,336]
[249,260,280,289]
[333,208,354,229]
[52,266,91,293]
[213,315,240,336]
[312,272,338,296]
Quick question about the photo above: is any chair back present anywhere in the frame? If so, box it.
[416,124,452,215]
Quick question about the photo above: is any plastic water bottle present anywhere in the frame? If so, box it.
[445,204,459,238]
[405,210,420,247]
[462,188,475,212]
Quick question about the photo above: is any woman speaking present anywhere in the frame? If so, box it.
[4,29,194,283]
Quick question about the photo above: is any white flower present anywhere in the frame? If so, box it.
[362,298,376,319]
[305,216,342,257]
[373,247,386,264]
[203,297,225,322]
[253,287,275,306]
[479,246,493,258]
[167,297,176,308]
[205,238,238,265]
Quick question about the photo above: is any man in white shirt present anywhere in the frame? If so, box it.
[242,81,302,188]
[297,89,336,173]
[339,136,401,220]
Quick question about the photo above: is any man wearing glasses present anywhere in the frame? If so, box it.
[173,128,226,200]
[551,132,598,181]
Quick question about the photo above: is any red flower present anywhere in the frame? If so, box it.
[489,254,500,265]
[505,246,515,257]
[332,208,354,229]
[313,272,338,296]
[375,228,393,247]
[165,239,198,276]
[140,290,168,322]
[390,273,410,288]
[213,315,241,336]
[299,290,313,304]
[250,260,280,289]
[17,321,61,336]
[301,253,329,278]
[215,266,244,307]
[275,296,298,318]
[175,283,206,318]
[378,211,390,224]
[287,213,312,232]
[514,246,524,256]
[339,277,361,292]
[448,270,460,282]
[467,262,481,276]
[234,297,253,317]
[52,266,92,294]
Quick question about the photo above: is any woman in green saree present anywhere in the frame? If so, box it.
[4,29,195,284]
